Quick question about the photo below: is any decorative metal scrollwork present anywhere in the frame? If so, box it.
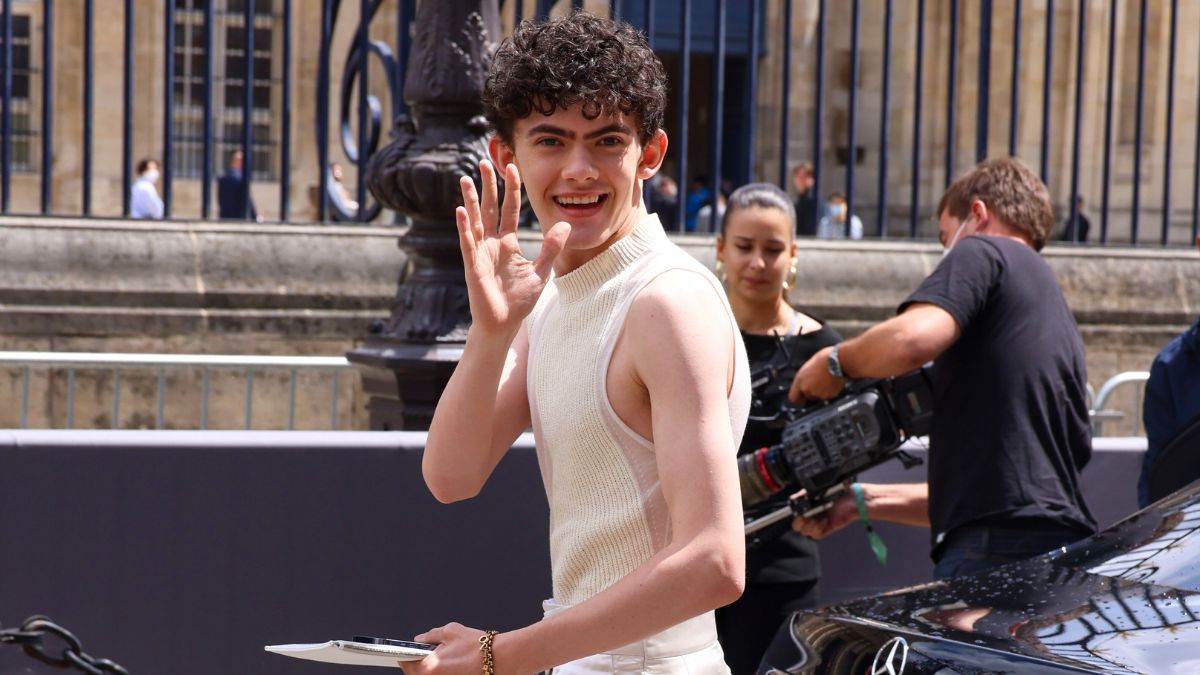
[320,0,400,222]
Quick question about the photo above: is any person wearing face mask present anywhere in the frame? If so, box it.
[815,192,863,240]
[130,158,164,219]
[789,157,1096,580]
[713,183,840,674]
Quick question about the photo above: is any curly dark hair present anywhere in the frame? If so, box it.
[482,11,667,146]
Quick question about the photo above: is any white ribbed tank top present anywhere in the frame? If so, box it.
[526,214,750,606]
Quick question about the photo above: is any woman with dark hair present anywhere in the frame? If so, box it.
[713,183,841,674]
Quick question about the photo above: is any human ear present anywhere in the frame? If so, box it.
[636,129,668,180]
[488,135,516,169]
[970,199,989,229]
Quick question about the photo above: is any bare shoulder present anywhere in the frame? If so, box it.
[623,269,735,384]
[626,268,731,335]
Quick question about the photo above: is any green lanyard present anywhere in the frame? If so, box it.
[852,482,888,565]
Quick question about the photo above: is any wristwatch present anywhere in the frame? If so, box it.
[827,343,846,379]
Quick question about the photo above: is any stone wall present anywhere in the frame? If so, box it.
[0,217,408,429]
[2,218,1195,432]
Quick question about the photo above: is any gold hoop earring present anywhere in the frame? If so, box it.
[782,258,798,290]
[715,259,726,284]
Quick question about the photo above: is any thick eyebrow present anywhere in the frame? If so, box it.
[583,123,634,140]
[524,122,634,140]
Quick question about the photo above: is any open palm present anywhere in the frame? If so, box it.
[456,160,570,336]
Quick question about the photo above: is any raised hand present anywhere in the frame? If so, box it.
[456,160,570,338]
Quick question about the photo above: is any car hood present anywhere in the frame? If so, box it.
[765,483,1200,674]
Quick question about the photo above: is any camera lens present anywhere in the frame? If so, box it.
[737,446,791,508]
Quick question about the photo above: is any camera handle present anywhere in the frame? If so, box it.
[743,483,850,536]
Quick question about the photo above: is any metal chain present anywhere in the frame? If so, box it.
[0,616,129,675]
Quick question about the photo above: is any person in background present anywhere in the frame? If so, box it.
[1059,195,1091,243]
[792,162,817,237]
[649,173,679,229]
[217,149,260,222]
[130,158,163,219]
[816,192,863,240]
[330,162,360,214]
[696,180,731,235]
[1138,234,1200,507]
[685,175,712,233]
[790,157,1096,580]
[713,182,840,674]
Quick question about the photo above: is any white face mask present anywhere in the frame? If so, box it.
[143,169,160,184]
[943,216,974,257]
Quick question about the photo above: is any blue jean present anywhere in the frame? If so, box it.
[932,523,1087,580]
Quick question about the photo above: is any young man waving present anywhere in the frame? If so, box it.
[411,12,750,675]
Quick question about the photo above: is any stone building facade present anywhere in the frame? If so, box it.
[1,0,1197,244]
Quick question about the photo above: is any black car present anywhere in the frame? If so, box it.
[759,482,1200,674]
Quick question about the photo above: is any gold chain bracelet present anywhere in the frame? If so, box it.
[478,630,499,675]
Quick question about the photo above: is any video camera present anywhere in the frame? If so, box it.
[740,366,934,538]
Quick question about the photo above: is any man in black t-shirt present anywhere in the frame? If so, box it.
[788,157,1097,579]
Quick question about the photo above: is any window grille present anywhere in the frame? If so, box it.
[171,0,279,181]
[0,12,36,173]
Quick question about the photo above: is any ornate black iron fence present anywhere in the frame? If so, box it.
[0,0,1197,245]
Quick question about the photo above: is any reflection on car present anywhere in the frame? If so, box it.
[759,482,1200,674]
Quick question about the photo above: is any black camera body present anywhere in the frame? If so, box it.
[739,366,934,533]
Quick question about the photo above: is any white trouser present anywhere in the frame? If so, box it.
[543,599,731,675]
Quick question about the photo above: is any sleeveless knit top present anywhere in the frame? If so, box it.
[526,214,751,606]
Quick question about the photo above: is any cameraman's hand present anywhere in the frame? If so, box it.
[791,490,857,539]
[788,345,845,403]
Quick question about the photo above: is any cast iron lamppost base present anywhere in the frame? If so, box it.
[348,1,500,430]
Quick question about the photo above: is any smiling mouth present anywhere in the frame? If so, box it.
[554,194,608,211]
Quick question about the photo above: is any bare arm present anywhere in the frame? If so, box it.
[792,482,930,540]
[423,161,570,503]
[410,272,745,674]
[786,304,952,536]
[790,302,960,402]
[423,324,532,502]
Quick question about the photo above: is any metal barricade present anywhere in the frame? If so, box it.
[1090,371,1151,437]
[0,351,354,431]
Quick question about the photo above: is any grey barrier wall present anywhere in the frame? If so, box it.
[0,431,548,675]
[0,431,1145,675]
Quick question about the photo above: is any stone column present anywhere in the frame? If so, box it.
[348,1,500,430]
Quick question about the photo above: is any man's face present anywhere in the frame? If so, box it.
[937,209,977,249]
[491,103,665,270]
[793,168,813,193]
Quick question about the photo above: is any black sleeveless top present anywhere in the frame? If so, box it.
[740,315,841,584]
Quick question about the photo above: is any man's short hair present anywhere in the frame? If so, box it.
[938,157,1054,251]
[793,161,813,176]
[136,158,156,175]
[482,11,667,146]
